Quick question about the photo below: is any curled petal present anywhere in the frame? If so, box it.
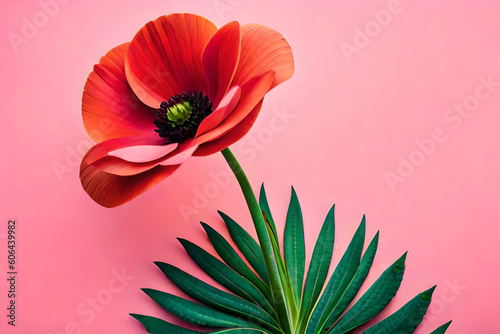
[195,100,263,156]
[83,136,199,176]
[195,86,241,138]
[159,140,199,166]
[83,136,162,166]
[125,14,217,107]
[80,162,179,208]
[196,70,275,145]
[83,43,156,143]
[232,24,294,89]
[109,143,179,163]
[202,21,241,106]
[83,136,170,176]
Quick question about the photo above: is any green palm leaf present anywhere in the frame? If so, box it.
[298,204,335,327]
[178,238,274,314]
[134,186,450,334]
[142,288,262,329]
[219,211,269,285]
[154,262,281,332]
[305,217,366,334]
[213,329,277,334]
[364,285,436,333]
[328,252,407,334]
[322,232,379,329]
[201,222,270,296]
[259,184,279,244]
[430,320,453,334]
[284,187,305,307]
[219,210,292,331]
[130,314,203,333]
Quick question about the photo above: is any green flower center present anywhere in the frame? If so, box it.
[166,101,193,126]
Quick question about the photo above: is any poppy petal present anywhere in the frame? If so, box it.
[82,136,171,176]
[232,24,294,90]
[195,86,241,138]
[195,70,275,145]
[84,136,163,166]
[159,140,199,166]
[80,161,179,208]
[84,135,200,176]
[202,21,241,106]
[125,14,217,108]
[194,99,263,156]
[83,43,157,143]
[109,143,179,163]
[89,156,160,177]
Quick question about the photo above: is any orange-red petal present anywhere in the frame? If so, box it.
[83,136,162,165]
[194,70,275,146]
[159,139,199,166]
[82,43,157,143]
[195,100,263,156]
[109,143,179,163]
[80,161,179,208]
[202,21,241,106]
[231,24,294,90]
[195,86,241,138]
[82,136,167,176]
[83,135,202,176]
[125,14,217,108]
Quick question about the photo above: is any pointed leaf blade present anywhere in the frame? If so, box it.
[201,222,270,296]
[299,204,335,324]
[212,328,274,334]
[364,285,436,333]
[284,186,305,306]
[261,209,295,333]
[179,238,274,314]
[329,252,407,334]
[142,288,261,329]
[306,217,366,334]
[130,314,202,333]
[259,183,279,244]
[219,211,269,285]
[430,320,453,334]
[155,262,280,332]
[323,232,379,329]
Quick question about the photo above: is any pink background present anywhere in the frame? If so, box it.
[1,0,500,333]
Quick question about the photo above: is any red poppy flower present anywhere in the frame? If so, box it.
[80,13,294,208]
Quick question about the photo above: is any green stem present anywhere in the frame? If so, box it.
[221,148,266,236]
[221,147,291,332]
